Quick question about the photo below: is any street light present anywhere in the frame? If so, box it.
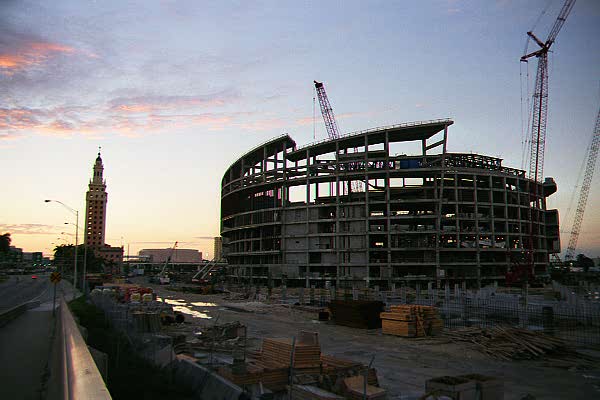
[65,221,88,295]
[45,199,79,289]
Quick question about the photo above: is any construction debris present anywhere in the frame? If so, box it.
[444,326,599,368]
[215,331,386,397]
[381,305,444,337]
[342,375,387,400]
[185,322,247,353]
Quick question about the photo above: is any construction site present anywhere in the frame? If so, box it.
[7,1,598,400]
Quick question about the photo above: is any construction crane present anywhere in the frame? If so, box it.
[564,108,600,261]
[314,80,362,193]
[314,81,341,140]
[509,0,576,284]
[158,241,178,285]
[521,0,576,182]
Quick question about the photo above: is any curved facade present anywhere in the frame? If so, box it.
[221,119,560,288]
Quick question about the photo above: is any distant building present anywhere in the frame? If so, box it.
[22,252,43,264]
[213,237,223,261]
[139,248,202,263]
[84,150,123,267]
[0,246,23,265]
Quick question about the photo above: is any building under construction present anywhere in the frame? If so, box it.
[220,119,560,288]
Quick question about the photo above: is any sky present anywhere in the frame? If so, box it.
[1,0,599,259]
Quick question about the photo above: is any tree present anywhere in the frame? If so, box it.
[0,233,11,253]
[53,244,106,278]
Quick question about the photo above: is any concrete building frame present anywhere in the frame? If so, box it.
[220,119,560,288]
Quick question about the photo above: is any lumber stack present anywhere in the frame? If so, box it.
[380,305,443,337]
[328,300,384,329]
[217,358,290,392]
[262,337,322,369]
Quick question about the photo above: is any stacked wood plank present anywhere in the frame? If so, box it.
[217,358,290,392]
[262,337,322,369]
[328,300,384,329]
[380,305,443,337]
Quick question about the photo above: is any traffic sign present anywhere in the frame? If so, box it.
[50,271,61,284]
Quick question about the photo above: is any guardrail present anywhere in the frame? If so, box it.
[58,297,112,400]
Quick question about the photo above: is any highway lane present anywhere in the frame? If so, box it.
[0,274,51,312]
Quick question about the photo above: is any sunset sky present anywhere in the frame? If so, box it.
[1,0,599,259]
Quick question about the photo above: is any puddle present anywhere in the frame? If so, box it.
[191,302,217,307]
[173,306,212,319]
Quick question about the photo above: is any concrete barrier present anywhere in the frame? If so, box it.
[46,298,112,400]
[0,300,40,328]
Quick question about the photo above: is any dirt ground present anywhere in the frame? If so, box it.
[138,279,600,400]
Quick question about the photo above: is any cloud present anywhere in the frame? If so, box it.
[0,101,241,138]
[0,224,61,235]
[0,30,83,75]
[108,90,240,114]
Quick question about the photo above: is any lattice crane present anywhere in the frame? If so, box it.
[564,108,600,261]
[521,0,576,183]
[314,80,341,140]
[508,0,576,284]
[314,80,363,193]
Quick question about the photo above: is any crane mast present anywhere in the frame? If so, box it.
[515,0,575,281]
[565,108,600,261]
[521,0,576,182]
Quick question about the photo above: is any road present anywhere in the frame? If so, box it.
[0,276,76,400]
[0,274,50,312]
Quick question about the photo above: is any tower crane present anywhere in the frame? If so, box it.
[314,80,362,193]
[564,108,600,261]
[509,0,576,284]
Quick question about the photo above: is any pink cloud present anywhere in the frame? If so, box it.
[0,41,78,75]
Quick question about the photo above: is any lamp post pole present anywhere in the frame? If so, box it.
[45,200,79,289]
[65,222,87,294]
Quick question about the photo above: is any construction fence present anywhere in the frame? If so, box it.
[230,281,600,347]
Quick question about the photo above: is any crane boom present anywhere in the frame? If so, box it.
[565,108,600,260]
[521,0,576,182]
[158,241,178,284]
[314,81,341,140]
